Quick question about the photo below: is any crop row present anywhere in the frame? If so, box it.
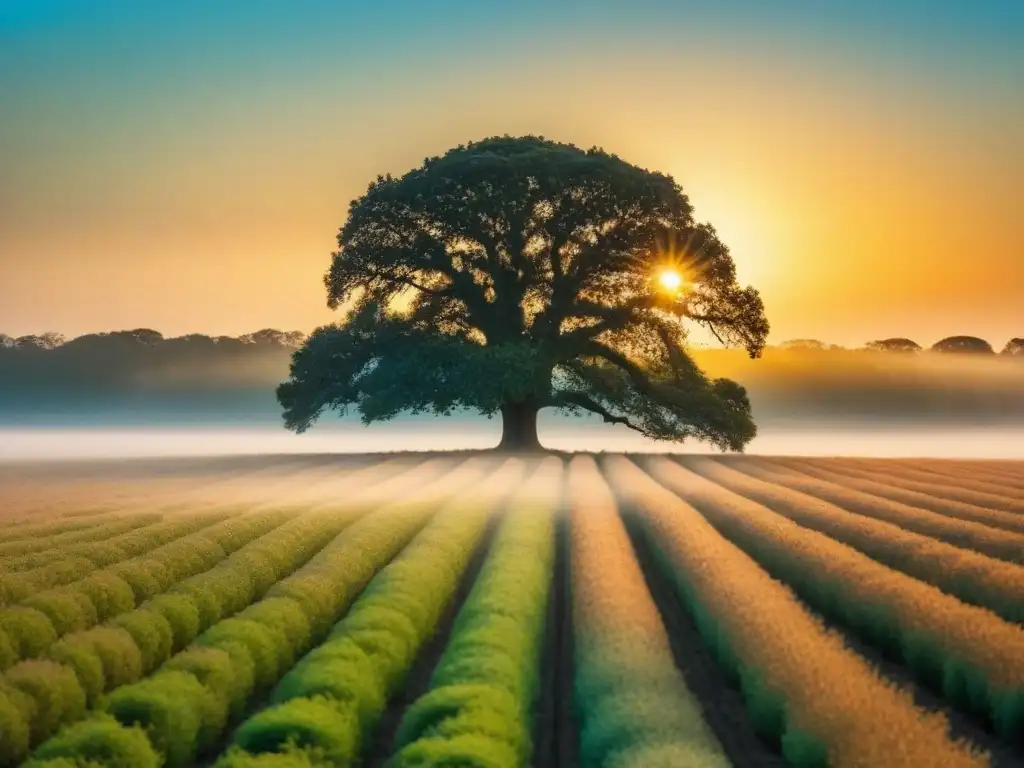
[649,457,1024,744]
[604,456,985,768]
[0,509,137,550]
[705,458,1024,564]
[568,456,728,768]
[214,458,528,766]
[0,515,166,564]
[0,510,235,603]
[23,458,498,768]
[0,508,296,671]
[0,458,419,662]
[685,458,1024,624]
[821,457,1024,497]
[387,458,561,767]
[820,459,1024,514]
[0,458,425,763]
[772,459,1024,533]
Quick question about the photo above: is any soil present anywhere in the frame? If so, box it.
[532,510,580,768]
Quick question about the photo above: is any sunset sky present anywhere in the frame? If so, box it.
[1,1,1021,348]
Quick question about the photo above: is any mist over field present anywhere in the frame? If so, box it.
[2,345,1023,460]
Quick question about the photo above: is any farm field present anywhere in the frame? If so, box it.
[1,453,1023,767]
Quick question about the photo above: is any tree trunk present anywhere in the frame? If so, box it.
[497,401,542,452]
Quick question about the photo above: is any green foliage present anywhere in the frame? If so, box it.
[0,607,57,661]
[387,731,519,767]
[170,585,222,631]
[45,628,142,697]
[0,557,95,603]
[269,640,385,728]
[0,515,160,564]
[176,569,255,619]
[102,670,217,768]
[394,685,523,757]
[163,644,253,723]
[237,598,312,671]
[196,618,283,691]
[392,501,555,765]
[224,490,495,762]
[0,684,33,766]
[42,642,105,707]
[278,135,768,450]
[0,629,19,670]
[71,574,136,622]
[230,696,360,764]
[22,714,161,768]
[22,592,98,637]
[3,660,86,745]
[108,611,174,674]
[214,747,328,767]
[156,538,228,583]
[107,562,167,603]
[139,594,201,651]
[34,484,448,768]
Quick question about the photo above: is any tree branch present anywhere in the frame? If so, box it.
[556,390,647,433]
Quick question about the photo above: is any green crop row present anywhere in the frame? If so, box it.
[5,509,233,572]
[604,457,986,768]
[0,492,386,766]
[0,509,134,550]
[0,501,356,765]
[0,515,164,564]
[214,459,526,767]
[0,510,236,603]
[24,458,494,768]
[568,457,729,768]
[388,458,560,767]
[0,508,299,673]
[650,458,1024,745]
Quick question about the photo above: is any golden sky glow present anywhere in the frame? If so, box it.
[0,3,1021,348]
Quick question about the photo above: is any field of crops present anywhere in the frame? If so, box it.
[1,452,1023,768]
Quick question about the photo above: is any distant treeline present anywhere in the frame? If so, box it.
[0,328,1022,427]
[777,336,1024,355]
[0,329,301,423]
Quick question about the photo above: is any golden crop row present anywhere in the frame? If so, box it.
[686,458,1024,625]
[819,456,1024,505]
[604,456,986,768]
[693,457,1024,564]
[651,458,1024,743]
[772,458,1024,529]
[568,456,729,768]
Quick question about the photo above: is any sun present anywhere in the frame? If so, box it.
[657,269,683,292]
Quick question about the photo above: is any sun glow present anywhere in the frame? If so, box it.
[657,269,683,292]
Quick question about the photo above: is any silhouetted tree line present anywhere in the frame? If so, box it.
[0,327,1020,428]
[779,336,1022,356]
[0,329,304,420]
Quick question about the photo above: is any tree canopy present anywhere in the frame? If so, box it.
[865,338,922,353]
[277,136,770,450]
[930,336,995,355]
[1002,338,1024,356]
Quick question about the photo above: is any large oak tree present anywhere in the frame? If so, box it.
[278,136,769,451]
